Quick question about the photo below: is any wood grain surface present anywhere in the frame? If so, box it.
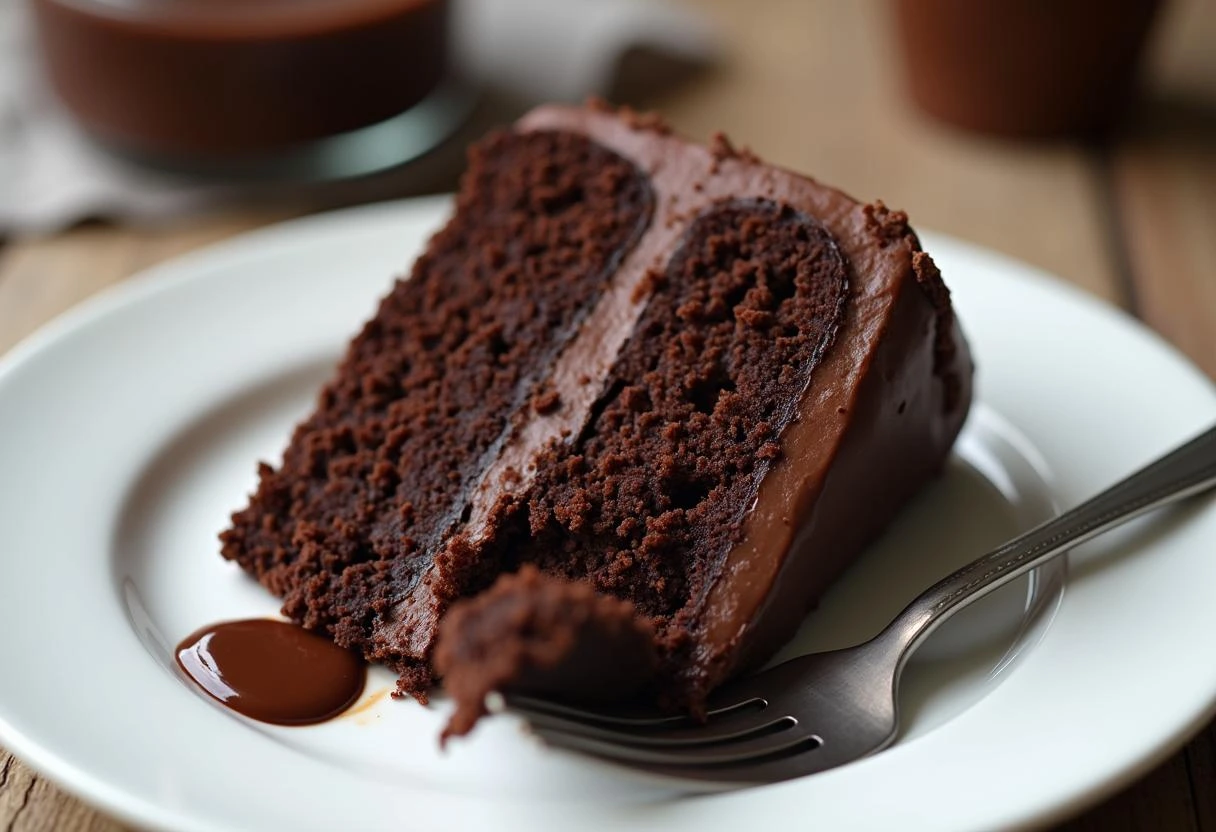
[1,0,1214,829]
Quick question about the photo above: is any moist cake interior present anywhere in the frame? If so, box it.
[505,200,849,689]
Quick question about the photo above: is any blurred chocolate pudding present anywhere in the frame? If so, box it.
[893,0,1163,138]
[31,0,461,173]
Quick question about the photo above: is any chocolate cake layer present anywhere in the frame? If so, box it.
[221,128,653,689]
[505,199,849,693]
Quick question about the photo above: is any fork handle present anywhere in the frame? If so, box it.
[884,421,1216,664]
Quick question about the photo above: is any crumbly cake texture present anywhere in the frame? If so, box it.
[221,103,973,726]
[510,201,847,687]
[220,128,654,693]
[434,565,657,743]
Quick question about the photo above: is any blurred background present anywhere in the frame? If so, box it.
[0,0,1214,827]
[1,1,1212,378]
[0,1,1212,362]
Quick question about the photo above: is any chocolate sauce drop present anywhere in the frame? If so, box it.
[176,618,365,725]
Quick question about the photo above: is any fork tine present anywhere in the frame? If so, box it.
[501,694,784,746]
[500,693,697,728]
[574,740,845,788]
[501,691,767,730]
[508,704,798,748]
[530,722,820,767]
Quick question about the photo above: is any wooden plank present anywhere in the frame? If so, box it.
[1059,755,1199,832]
[0,751,37,832]
[0,750,123,832]
[1189,725,1216,832]
[1,749,121,832]
[1112,0,1216,379]
[1116,144,1216,379]
[0,226,144,354]
[0,210,290,355]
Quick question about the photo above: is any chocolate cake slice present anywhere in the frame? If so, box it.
[221,102,973,736]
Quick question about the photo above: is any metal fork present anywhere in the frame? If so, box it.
[501,422,1216,785]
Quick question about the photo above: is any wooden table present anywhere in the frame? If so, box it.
[1,1,1213,828]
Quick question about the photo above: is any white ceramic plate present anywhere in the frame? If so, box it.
[1,197,1214,832]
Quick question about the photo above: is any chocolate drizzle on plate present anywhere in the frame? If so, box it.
[176,618,365,726]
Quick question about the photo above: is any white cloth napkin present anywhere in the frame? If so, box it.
[0,0,715,236]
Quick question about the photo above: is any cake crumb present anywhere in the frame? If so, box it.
[586,96,672,134]
[631,268,666,303]
[709,131,761,165]
[709,131,736,160]
[862,201,911,243]
[533,387,561,414]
